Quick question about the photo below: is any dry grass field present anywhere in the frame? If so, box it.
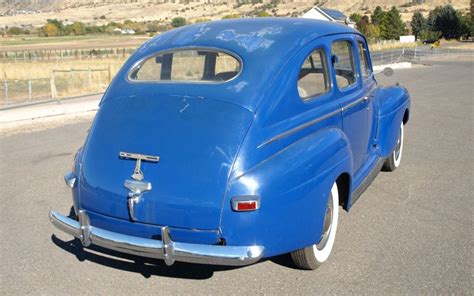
[0,35,150,51]
[0,58,126,80]
[0,58,127,104]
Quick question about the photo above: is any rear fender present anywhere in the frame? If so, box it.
[219,128,352,257]
[375,86,410,157]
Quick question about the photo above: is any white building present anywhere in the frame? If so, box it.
[301,6,356,28]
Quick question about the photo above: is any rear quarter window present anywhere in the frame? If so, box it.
[129,49,241,83]
[297,49,331,100]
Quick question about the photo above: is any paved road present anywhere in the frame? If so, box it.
[0,58,472,294]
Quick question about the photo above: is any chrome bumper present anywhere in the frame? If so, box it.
[49,210,264,266]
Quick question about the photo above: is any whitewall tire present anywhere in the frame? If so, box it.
[291,182,339,270]
[383,122,404,171]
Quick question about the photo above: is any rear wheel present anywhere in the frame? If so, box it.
[383,122,404,171]
[291,182,339,270]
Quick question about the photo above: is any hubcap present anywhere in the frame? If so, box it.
[316,194,333,250]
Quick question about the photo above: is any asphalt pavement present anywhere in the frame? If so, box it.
[0,58,472,294]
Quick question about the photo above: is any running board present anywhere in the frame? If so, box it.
[350,157,386,207]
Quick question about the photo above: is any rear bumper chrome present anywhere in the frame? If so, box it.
[49,210,264,266]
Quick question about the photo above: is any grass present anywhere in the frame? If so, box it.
[369,41,419,52]
[0,58,127,80]
[0,58,127,105]
[1,34,150,51]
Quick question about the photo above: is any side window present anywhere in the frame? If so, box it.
[297,49,330,99]
[331,40,356,89]
[357,41,371,79]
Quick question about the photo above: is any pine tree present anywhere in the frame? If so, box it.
[371,6,385,26]
[411,11,427,39]
[380,7,406,40]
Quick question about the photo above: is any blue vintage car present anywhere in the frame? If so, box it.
[50,18,410,270]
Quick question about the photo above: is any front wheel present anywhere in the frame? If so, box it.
[383,122,404,171]
[291,182,339,270]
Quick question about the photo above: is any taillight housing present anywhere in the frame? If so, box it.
[231,196,260,212]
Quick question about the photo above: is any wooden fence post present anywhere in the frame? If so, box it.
[50,71,57,100]
[4,81,7,104]
[28,80,32,101]
[88,68,92,89]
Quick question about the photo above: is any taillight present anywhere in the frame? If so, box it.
[231,196,260,212]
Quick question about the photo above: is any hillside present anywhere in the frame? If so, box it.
[0,0,470,28]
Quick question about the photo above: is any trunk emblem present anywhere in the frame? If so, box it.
[119,151,160,221]
[119,151,160,181]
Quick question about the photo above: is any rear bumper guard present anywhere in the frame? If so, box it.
[49,210,264,266]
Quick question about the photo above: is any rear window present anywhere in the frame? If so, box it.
[129,49,241,83]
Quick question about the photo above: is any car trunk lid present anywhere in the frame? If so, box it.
[79,95,253,230]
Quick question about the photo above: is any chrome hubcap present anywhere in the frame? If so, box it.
[316,193,333,250]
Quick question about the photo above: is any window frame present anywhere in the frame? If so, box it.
[330,39,358,91]
[127,47,243,84]
[356,40,372,80]
[296,47,332,102]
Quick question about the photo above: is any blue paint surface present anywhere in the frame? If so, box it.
[70,18,410,258]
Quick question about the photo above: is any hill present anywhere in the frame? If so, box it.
[0,0,470,28]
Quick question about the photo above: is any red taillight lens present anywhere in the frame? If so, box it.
[231,196,260,212]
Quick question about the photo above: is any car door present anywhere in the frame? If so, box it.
[329,36,372,177]
[355,37,377,165]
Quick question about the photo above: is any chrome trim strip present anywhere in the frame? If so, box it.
[341,96,366,112]
[49,210,264,266]
[258,96,369,148]
[258,109,340,148]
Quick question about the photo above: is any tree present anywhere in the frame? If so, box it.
[43,23,59,37]
[411,11,427,39]
[419,30,440,41]
[371,6,385,26]
[459,12,473,38]
[71,22,86,35]
[171,17,186,28]
[429,5,463,39]
[380,6,406,40]
[349,13,362,24]
[222,14,241,19]
[364,23,380,40]
[257,11,271,17]
[7,27,25,35]
[46,19,64,33]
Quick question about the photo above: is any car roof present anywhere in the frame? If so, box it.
[115,18,359,111]
[140,18,357,59]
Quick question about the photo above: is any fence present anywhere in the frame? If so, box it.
[0,48,136,61]
[0,68,111,107]
[371,46,474,66]
[1,47,473,108]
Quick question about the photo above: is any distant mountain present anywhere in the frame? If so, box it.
[0,0,470,27]
[1,0,470,12]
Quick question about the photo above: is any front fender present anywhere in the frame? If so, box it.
[375,86,410,157]
[219,128,352,257]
